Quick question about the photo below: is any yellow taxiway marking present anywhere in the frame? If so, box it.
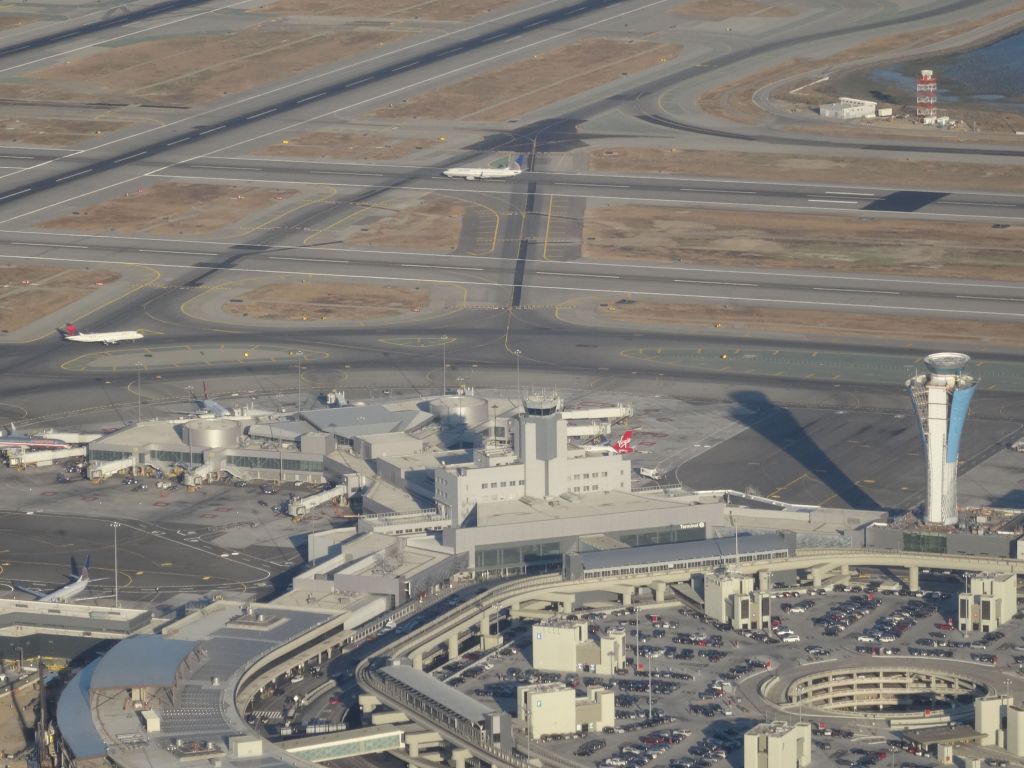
[542,194,557,261]
[768,472,808,498]
[379,336,455,348]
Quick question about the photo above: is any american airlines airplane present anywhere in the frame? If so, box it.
[62,323,144,344]
[16,556,96,603]
[444,154,524,180]
[0,432,67,450]
[583,430,636,455]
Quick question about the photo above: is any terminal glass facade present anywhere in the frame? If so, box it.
[475,525,709,576]
[477,541,562,573]
[149,449,198,465]
[616,526,705,548]
[903,532,947,554]
[226,455,324,473]
[88,449,132,462]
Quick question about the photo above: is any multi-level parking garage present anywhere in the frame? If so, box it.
[780,662,987,715]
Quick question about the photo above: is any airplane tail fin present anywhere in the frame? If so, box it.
[510,154,525,172]
[64,323,79,337]
[612,430,634,453]
[79,554,91,582]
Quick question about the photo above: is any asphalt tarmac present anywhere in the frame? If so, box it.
[676,403,1023,511]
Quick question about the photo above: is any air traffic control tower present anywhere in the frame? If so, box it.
[906,353,977,525]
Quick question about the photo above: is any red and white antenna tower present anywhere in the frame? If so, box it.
[916,69,937,119]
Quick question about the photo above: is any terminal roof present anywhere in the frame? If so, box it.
[302,405,428,438]
[55,659,106,759]
[476,489,688,527]
[90,635,197,689]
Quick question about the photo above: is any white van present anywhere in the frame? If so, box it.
[638,467,663,481]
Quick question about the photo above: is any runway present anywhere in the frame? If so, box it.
[0,0,1015,216]
[0,0,212,63]
[3,214,1024,324]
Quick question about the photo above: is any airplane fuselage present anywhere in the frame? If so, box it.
[443,168,522,180]
[0,436,68,450]
[65,330,144,344]
[38,580,88,603]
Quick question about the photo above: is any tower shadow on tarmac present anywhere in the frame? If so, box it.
[729,390,882,512]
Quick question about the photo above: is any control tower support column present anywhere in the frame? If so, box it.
[906,353,977,526]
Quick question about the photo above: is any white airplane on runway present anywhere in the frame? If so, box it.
[444,154,524,180]
[15,555,99,603]
[62,323,143,345]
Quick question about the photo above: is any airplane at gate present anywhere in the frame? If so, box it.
[0,425,68,450]
[16,555,97,603]
[62,323,144,344]
[583,430,635,455]
[444,154,524,180]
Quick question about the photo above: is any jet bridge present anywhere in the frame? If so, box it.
[7,446,86,468]
[184,463,216,487]
[562,403,633,421]
[87,456,136,480]
[286,485,348,518]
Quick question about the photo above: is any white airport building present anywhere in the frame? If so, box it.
[743,721,812,768]
[531,618,626,675]
[703,569,771,631]
[818,97,878,120]
[958,572,1017,634]
[517,682,615,739]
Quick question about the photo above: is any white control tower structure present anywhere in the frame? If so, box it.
[906,353,977,525]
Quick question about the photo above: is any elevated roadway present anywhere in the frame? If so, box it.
[355,546,1024,764]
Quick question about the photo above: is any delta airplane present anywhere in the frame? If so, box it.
[62,323,144,344]
[583,430,635,456]
[444,154,524,180]
[16,556,97,603]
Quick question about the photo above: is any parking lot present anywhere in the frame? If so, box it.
[427,571,1024,768]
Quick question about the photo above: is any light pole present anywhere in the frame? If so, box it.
[441,336,449,396]
[110,521,122,608]
[513,349,522,399]
[269,422,283,482]
[135,364,142,424]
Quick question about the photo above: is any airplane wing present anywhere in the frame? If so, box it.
[14,583,49,599]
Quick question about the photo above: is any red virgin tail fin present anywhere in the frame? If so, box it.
[612,430,634,453]
[64,323,79,336]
